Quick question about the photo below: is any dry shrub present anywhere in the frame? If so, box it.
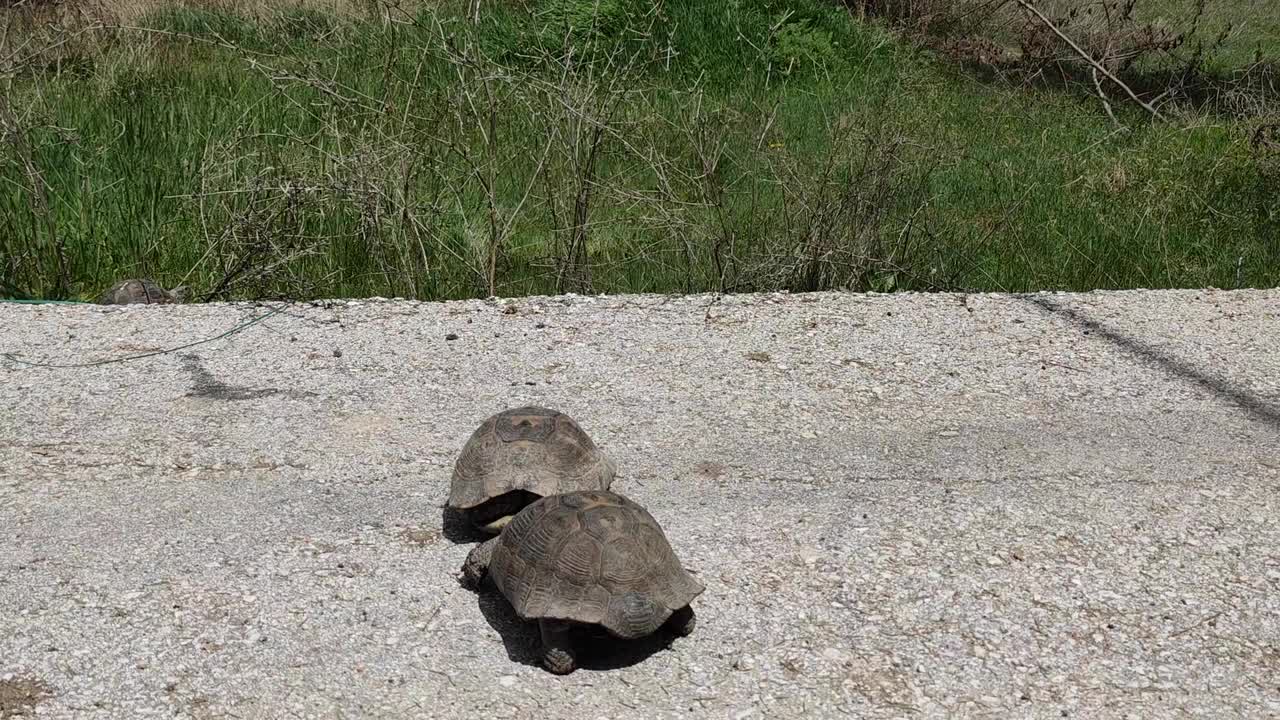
[1212,60,1279,118]
[843,0,1013,38]
[602,83,942,295]
[748,117,937,293]
[1,0,109,72]
[1014,0,1197,80]
[164,9,656,301]
[188,164,334,302]
[841,0,1263,118]
[1,0,400,25]
[1253,119,1280,187]
[1249,117,1280,273]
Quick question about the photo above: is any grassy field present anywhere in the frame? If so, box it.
[1,0,1277,302]
[1132,0,1279,66]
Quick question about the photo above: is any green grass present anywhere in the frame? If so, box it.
[0,0,1276,302]
[1133,0,1279,66]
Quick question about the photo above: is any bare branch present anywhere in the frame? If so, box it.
[1014,0,1164,120]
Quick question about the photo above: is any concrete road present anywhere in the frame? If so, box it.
[1,289,1278,719]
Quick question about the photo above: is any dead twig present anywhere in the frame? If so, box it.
[1014,0,1164,120]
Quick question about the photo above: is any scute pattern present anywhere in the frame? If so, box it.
[501,494,545,541]
[600,538,649,591]
[609,592,659,639]
[97,278,182,305]
[580,505,630,541]
[487,491,705,639]
[554,534,602,587]
[447,407,616,511]
[520,506,580,561]
[493,407,558,443]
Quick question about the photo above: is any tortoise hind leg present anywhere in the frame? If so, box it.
[663,604,696,636]
[539,620,577,675]
[461,537,499,590]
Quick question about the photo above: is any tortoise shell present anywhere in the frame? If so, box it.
[97,279,184,305]
[488,490,704,639]
[447,407,615,529]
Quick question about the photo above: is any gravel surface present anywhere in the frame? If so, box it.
[1,289,1278,719]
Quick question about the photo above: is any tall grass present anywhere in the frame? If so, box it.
[0,0,1276,301]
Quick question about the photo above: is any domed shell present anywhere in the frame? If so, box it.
[97,279,183,305]
[448,406,615,512]
[488,491,704,639]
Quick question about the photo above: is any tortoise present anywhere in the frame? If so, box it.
[447,406,615,535]
[462,490,704,675]
[97,279,186,305]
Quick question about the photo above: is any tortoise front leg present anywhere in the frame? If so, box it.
[539,620,577,675]
[663,604,696,636]
[461,537,499,590]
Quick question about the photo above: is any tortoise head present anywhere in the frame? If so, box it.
[481,514,513,534]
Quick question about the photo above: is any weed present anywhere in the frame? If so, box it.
[0,0,1276,300]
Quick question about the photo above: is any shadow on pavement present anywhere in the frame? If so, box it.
[1023,295,1280,431]
[471,584,679,674]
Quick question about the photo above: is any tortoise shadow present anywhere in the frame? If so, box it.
[472,584,678,673]
[441,506,491,545]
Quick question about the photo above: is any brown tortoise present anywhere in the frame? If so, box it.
[447,406,616,534]
[462,490,704,675]
[97,279,185,305]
